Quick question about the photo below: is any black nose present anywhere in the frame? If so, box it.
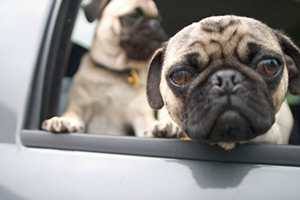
[148,19,160,30]
[210,69,244,93]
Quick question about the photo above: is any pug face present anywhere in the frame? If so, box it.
[84,0,168,70]
[147,15,300,145]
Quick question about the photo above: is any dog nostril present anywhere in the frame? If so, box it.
[232,74,241,85]
[217,76,223,87]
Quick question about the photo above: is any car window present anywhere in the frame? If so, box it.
[71,1,97,50]
[22,0,300,167]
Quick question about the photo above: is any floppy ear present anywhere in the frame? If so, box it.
[147,47,165,109]
[275,31,300,95]
[83,0,110,22]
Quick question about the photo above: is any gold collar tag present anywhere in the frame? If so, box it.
[127,69,139,87]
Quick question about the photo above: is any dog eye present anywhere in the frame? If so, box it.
[128,12,140,20]
[170,70,192,85]
[119,9,143,27]
[256,59,280,76]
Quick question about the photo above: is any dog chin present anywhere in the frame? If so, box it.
[184,109,273,146]
[209,110,252,142]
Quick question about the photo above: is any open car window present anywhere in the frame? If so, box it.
[22,0,300,167]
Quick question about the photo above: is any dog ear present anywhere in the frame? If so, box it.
[83,0,110,22]
[147,47,166,109]
[275,31,300,95]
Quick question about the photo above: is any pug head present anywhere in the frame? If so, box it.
[84,0,168,70]
[147,15,300,147]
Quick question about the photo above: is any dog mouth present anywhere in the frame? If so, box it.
[207,110,254,143]
[183,92,275,143]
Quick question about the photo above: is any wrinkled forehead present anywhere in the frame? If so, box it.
[165,16,282,65]
[105,0,158,16]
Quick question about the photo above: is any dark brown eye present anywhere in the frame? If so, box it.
[170,70,192,85]
[256,59,280,76]
[119,8,143,27]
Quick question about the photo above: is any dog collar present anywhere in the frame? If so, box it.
[89,55,139,87]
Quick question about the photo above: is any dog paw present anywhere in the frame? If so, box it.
[146,120,181,138]
[41,116,85,133]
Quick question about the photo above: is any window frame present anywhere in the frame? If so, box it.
[25,0,81,129]
[21,129,300,166]
[22,0,300,167]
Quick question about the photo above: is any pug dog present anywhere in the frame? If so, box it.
[147,15,300,150]
[42,0,167,136]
